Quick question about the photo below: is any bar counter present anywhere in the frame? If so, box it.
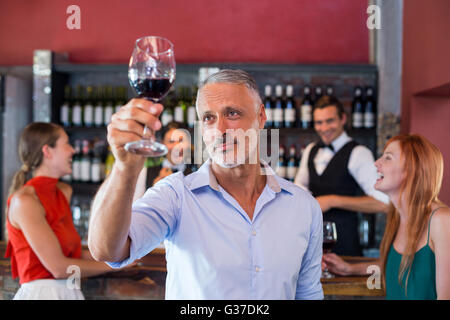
[0,242,385,299]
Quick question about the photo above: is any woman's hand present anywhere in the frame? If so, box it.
[322,253,353,276]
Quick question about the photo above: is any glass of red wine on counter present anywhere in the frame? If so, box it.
[125,36,176,157]
[322,221,337,279]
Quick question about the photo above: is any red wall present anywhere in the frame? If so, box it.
[402,0,450,203]
[0,0,369,65]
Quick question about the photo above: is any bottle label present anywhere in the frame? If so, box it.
[187,106,197,125]
[72,105,82,126]
[84,104,94,125]
[301,104,312,121]
[81,160,91,182]
[161,111,173,127]
[364,112,375,128]
[174,106,184,123]
[286,166,297,180]
[72,161,81,181]
[273,109,283,122]
[276,165,286,178]
[60,104,69,125]
[353,112,363,128]
[104,106,114,126]
[265,109,273,122]
[284,109,296,122]
[94,106,103,126]
[91,162,101,183]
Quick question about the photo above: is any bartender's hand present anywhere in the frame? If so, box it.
[322,253,353,276]
[153,167,173,185]
[108,98,163,172]
[316,195,337,213]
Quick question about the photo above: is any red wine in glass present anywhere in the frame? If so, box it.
[130,78,173,102]
[323,239,337,254]
[124,36,176,157]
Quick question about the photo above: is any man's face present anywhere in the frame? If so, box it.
[197,83,266,168]
[313,105,346,146]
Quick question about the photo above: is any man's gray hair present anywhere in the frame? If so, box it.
[198,69,262,106]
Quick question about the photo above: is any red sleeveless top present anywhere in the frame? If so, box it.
[4,176,82,284]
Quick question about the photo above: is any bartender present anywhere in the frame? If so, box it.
[294,95,389,256]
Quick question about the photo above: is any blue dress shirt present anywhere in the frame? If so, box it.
[108,159,324,300]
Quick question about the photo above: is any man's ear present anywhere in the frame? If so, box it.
[259,104,267,129]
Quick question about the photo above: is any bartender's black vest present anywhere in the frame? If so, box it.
[308,140,363,256]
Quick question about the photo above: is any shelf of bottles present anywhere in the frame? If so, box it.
[262,83,377,182]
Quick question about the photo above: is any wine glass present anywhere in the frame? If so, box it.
[322,221,337,279]
[125,36,176,157]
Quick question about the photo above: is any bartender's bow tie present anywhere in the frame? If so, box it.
[317,141,335,152]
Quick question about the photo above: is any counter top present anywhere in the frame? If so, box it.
[1,241,385,298]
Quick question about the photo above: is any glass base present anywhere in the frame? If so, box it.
[321,269,335,279]
[124,140,168,157]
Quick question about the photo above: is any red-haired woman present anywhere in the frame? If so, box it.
[5,122,132,299]
[322,134,450,299]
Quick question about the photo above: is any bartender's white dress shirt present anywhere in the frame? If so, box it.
[294,131,389,204]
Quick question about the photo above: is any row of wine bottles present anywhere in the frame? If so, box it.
[61,139,113,184]
[275,145,304,182]
[59,85,128,128]
[263,84,377,130]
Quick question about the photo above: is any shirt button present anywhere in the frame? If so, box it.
[252,230,257,236]
[255,266,261,272]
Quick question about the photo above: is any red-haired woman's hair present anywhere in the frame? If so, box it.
[379,134,444,295]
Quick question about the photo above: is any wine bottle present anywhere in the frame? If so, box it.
[94,86,104,127]
[174,86,187,123]
[326,85,334,97]
[90,148,102,184]
[105,146,115,178]
[187,85,197,128]
[352,86,364,129]
[273,85,284,129]
[103,86,114,126]
[60,85,71,127]
[364,86,376,129]
[300,85,313,129]
[72,140,82,182]
[314,86,323,101]
[83,86,94,128]
[286,145,298,182]
[80,140,91,183]
[71,86,84,127]
[275,145,287,179]
[284,85,296,128]
[161,89,175,127]
[263,85,273,128]
[114,86,126,114]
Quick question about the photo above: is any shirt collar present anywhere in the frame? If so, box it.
[330,131,351,153]
[187,158,293,194]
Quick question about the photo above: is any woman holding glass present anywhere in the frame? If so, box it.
[5,122,132,299]
[322,134,450,299]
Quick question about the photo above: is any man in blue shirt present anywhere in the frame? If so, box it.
[88,69,324,299]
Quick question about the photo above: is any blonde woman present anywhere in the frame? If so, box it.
[322,134,450,299]
[5,122,133,299]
